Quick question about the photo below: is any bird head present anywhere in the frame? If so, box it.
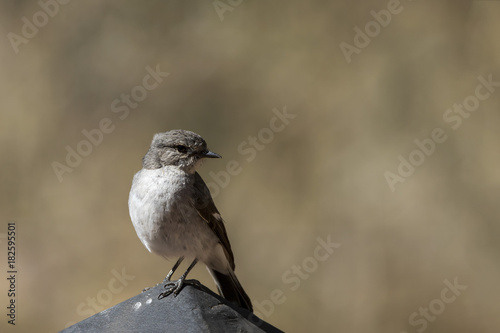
[142,129,221,173]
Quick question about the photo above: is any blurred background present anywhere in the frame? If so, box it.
[1,1,499,332]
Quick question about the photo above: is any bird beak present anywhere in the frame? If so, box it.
[204,151,221,159]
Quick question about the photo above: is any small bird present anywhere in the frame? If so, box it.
[128,129,253,311]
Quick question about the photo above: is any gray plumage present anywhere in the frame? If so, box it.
[128,129,252,311]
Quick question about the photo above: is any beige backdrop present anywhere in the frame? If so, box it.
[1,1,499,332]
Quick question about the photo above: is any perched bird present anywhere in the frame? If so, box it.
[128,129,252,311]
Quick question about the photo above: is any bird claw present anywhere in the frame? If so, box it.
[157,279,201,299]
[164,280,183,297]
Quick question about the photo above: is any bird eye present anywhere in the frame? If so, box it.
[175,145,188,153]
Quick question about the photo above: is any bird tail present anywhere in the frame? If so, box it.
[208,268,253,312]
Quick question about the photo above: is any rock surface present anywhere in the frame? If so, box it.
[60,281,283,333]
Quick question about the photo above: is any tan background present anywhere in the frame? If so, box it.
[1,1,499,332]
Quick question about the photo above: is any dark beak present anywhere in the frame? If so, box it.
[204,150,221,159]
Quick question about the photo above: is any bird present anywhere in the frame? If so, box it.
[128,129,253,311]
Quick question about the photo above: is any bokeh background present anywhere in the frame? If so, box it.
[1,1,500,332]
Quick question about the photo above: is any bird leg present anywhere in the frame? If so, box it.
[158,258,199,299]
[164,256,184,282]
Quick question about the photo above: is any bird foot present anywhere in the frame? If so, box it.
[157,279,201,300]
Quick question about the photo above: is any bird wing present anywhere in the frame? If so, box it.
[192,172,235,269]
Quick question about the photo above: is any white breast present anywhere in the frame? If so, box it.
[129,167,186,251]
[128,166,220,263]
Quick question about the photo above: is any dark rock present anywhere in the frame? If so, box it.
[60,280,283,333]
